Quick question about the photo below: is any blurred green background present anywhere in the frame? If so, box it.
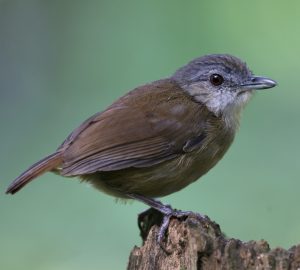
[1,0,299,269]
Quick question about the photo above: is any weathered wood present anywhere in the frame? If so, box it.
[127,208,300,270]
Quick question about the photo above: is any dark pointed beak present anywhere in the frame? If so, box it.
[240,76,277,90]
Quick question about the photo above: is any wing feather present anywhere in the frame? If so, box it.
[60,79,210,176]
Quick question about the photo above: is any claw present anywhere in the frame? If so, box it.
[157,214,172,243]
[156,208,205,243]
[128,193,206,245]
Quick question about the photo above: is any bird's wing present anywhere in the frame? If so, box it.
[60,79,210,176]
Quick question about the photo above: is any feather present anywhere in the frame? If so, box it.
[60,79,211,176]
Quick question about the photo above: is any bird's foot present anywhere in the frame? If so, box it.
[127,193,206,244]
[156,206,205,243]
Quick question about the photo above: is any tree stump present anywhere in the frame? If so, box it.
[127,208,300,270]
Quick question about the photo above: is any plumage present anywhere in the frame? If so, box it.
[53,78,234,197]
[60,80,215,173]
[6,54,276,202]
[6,152,62,194]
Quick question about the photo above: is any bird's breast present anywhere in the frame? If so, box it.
[88,125,234,198]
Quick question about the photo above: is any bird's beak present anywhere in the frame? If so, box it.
[240,76,277,90]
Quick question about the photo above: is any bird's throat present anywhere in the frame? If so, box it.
[221,91,253,131]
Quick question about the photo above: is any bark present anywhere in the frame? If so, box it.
[127,208,300,270]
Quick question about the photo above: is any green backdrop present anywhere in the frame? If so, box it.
[1,1,299,269]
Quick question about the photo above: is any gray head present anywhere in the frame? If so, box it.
[172,54,276,119]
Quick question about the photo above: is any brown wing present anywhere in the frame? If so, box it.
[60,79,210,176]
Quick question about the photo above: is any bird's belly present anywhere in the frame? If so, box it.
[86,142,230,198]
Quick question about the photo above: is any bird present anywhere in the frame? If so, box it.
[6,54,277,241]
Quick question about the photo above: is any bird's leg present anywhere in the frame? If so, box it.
[127,193,206,243]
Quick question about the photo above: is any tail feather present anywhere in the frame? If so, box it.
[6,152,62,194]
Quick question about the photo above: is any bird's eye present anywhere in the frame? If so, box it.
[210,74,224,86]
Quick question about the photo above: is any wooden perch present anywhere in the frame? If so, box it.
[127,208,300,270]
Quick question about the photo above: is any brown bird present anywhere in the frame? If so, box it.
[6,54,277,240]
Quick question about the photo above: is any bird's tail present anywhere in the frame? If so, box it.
[6,152,62,194]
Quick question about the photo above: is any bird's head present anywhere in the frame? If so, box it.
[172,54,277,121]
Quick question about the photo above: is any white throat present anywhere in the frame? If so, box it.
[210,90,253,130]
[188,85,254,131]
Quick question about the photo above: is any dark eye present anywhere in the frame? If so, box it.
[210,74,224,86]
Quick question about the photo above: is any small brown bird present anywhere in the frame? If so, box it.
[6,54,276,240]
